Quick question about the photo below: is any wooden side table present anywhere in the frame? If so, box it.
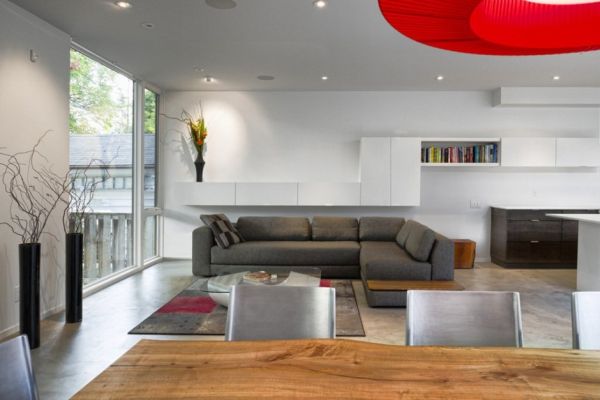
[453,239,476,269]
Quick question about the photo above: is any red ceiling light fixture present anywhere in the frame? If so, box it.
[378,0,600,55]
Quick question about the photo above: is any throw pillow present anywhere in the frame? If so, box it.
[405,223,436,262]
[200,214,244,249]
[395,220,412,248]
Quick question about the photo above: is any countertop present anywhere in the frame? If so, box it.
[547,214,600,224]
[492,206,600,210]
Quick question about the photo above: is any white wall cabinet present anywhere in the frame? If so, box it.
[360,137,391,206]
[175,182,236,205]
[391,138,421,206]
[556,138,600,167]
[298,183,361,206]
[235,183,298,206]
[501,138,556,167]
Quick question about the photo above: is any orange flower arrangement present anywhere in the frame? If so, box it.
[162,104,208,156]
[182,110,208,154]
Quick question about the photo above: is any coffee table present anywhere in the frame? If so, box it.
[197,267,322,306]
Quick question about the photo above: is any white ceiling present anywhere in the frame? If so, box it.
[11,0,600,91]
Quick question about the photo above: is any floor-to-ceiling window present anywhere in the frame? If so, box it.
[143,88,160,261]
[69,47,160,286]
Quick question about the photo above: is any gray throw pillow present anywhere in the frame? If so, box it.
[395,221,412,248]
[200,214,244,249]
[405,224,436,262]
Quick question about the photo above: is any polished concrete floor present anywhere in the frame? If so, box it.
[31,261,576,399]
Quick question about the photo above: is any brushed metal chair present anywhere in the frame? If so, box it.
[406,290,523,347]
[225,285,336,341]
[0,335,39,400]
[572,291,600,350]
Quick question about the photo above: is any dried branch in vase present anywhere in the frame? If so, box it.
[0,131,69,244]
[62,159,111,234]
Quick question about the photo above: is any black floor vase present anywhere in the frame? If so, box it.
[19,243,41,349]
[194,152,205,182]
[65,233,83,323]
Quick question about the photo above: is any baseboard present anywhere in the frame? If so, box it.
[161,257,192,261]
[475,257,491,263]
[0,325,19,341]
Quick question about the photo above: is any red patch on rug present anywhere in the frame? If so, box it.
[156,296,217,314]
[320,279,332,288]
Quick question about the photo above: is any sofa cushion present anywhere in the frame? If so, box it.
[359,217,405,241]
[360,241,431,280]
[312,217,358,241]
[405,222,436,262]
[200,214,244,249]
[211,241,360,266]
[236,217,310,241]
[395,220,413,248]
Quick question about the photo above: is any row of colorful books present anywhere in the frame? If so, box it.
[421,144,499,164]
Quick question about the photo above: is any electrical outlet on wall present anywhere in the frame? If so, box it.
[470,200,481,209]
[14,285,19,303]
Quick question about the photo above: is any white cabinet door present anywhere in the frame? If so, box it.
[360,137,391,206]
[298,183,361,206]
[391,138,421,206]
[175,182,236,205]
[235,183,298,205]
[556,138,600,167]
[501,138,556,167]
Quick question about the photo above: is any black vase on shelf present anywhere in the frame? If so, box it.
[194,151,205,182]
[19,242,41,349]
[65,232,83,323]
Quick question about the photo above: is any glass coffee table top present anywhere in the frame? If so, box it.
[195,267,322,294]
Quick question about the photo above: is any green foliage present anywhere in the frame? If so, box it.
[69,49,134,135]
[144,89,157,134]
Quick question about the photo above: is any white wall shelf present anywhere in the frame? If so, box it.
[175,182,236,206]
[235,183,297,206]
[421,163,500,167]
[298,182,361,206]
[174,136,597,207]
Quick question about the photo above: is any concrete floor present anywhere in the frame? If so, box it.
[31,261,576,399]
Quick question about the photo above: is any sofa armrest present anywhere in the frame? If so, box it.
[430,233,454,280]
[192,226,214,276]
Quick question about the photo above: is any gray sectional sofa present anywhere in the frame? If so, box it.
[192,216,454,306]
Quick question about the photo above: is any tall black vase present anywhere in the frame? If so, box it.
[65,233,83,323]
[194,152,205,182]
[19,243,40,349]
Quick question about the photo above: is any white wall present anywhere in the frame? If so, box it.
[161,91,600,261]
[0,1,70,337]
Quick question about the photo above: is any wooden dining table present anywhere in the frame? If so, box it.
[73,339,600,399]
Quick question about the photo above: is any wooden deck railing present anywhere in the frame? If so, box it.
[82,212,133,284]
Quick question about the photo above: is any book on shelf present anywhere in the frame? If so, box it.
[421,143,498,164]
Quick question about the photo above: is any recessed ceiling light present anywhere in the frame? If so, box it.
[141,22,155,29]
[203,76,216,83]
[257,75,275,81]
[321,76,329,80]
[436,75,444,81]
[553,75,561,80]
[114,1,132,8]
[206,0,237,9]
[313,0,327,8]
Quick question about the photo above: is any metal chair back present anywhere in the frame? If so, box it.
[225,285,336,341]
[572,291,600,349]
[406,290,523,347]
[0,335,39,400]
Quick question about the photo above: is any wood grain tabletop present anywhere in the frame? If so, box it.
[72,339,600,399]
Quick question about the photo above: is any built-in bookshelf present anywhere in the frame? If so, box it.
[421,138,501,166]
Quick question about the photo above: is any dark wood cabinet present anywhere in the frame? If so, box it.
[491,207,599,268]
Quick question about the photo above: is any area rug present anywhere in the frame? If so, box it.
[129,279,365,337]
